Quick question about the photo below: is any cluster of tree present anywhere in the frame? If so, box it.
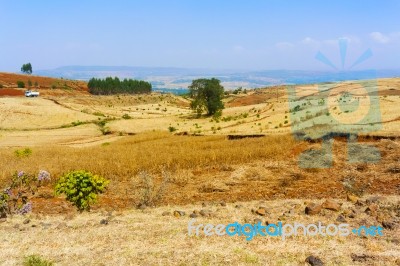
[232,87,247,95]
[21,63,32,74]
[87,77,152,95]
[189,78,224,116]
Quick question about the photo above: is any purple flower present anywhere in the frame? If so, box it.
[4,187,12,197]
[17,171,24,178]
[19,202,32,214]
[38,170,51,181]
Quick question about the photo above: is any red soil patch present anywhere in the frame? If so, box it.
[0,88,24,96]
[0,72,87,91]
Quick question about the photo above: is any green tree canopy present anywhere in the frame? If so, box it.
[87,77,152,95]
[189,78,224,116]
[21,63,32,74]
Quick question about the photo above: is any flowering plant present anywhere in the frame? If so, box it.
[0,170,51,218]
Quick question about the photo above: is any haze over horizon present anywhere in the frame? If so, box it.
[1,0,399,72]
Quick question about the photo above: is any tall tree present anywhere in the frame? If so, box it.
[189,78,224,116]
[21,63,32,74]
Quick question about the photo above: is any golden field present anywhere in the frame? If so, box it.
[0,73,399,265]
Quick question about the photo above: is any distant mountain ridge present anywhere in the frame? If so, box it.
[35,66,400,91]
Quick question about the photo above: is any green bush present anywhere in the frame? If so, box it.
[15,148,32,158]
[55,170,109,211]
[168,126,177,132]
[23,255,54,266]
[17,81,25,88]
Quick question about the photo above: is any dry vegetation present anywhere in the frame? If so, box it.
[0,74,399,265]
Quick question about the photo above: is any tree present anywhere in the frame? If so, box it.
[87,77,152,95]
[189,78,224,116]
[21,63,32,74]
[17,81,25,88]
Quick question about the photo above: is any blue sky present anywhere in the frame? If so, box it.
[0,0,399,71]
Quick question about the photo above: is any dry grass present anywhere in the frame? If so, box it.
[0,196,398,265]
[0,132,296,182]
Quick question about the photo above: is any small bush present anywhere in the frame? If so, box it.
[0,84,3,88]
[1,170,50,218]
[71,121,84,127]
[15,148,32,158]
[17,81,25,88]
[93,112,105,117]
[122,114,132,119]
[168,126,177,132]
[23,255,54,266]
[136,170,170,208]
[55,170,109,211]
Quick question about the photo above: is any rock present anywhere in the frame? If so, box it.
[382,221,396,230]
[199,209,212,217]
[220,201,226,207]
[40,222,52,229]
[347,194,359,203]
[253,218,262,224]
[23,219,30,225]
[336,215,347,223]
[305,255,324,266]
[255,207,267,216]
[137,203,147,210]
[162,211,171,216]
[173,210,186,217]
[322,199,341,211]
[100,219,109,225]
[305,203,322,215]
[0,218,7,223]
[355,200,365,206]
[235,204,243,209]
[366,196,385,204]
[189,213,198,218]
[56,222,67,229]
[202,202,207,207]
[350,253,375,263]
[365,204,379,215]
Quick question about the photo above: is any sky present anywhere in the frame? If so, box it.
[0,0,399,72]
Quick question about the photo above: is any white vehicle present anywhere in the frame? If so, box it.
[25,90,40,97]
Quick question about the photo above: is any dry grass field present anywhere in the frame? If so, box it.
[0,73,399,265]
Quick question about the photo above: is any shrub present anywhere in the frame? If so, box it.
[93,112,105,117]
[15,148,32,158]
[168,126,177,132]
[55,170,109,211]
[136,170,170,208]
[17,81,25,88]
[122,114,132,119]
[1,170,50,218]
[23,255,54,266]
[0,84,3,88]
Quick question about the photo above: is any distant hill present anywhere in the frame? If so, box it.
[36,66,400,91]
[0,72,87,96]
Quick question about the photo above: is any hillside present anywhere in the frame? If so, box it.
[0,72,88,96]
[0,75,399,265]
